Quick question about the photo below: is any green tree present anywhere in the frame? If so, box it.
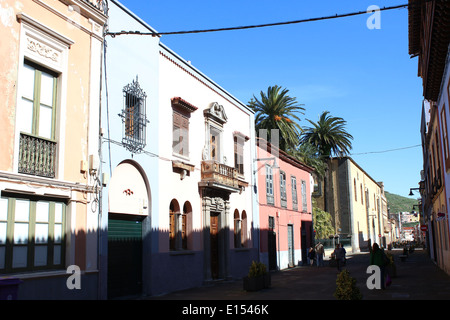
[249,85,304,151]
[286,142,327,178]
[299,111,353,158]
[299,111,353,212]
[312,201,334,239]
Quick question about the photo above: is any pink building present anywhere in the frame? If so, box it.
[256,138,314,270]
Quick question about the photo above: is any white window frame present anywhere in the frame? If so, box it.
[266,165,274,205]
[291,175,298,211]
[301,180,307,212]
[14,14,73,180]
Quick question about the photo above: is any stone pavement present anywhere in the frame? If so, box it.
[144,248,450,300]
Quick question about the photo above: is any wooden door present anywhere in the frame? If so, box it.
[210,212,219,279]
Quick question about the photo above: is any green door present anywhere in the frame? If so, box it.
[107,215,143,299]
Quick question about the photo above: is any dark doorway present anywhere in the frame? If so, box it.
[268,216,277,270]
[301,221,308,265]
[107,214,143,299]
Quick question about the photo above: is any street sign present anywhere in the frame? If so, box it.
[420,225,428,232]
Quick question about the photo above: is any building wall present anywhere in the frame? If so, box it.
[436,50,450,274]
[101,0,258,298]
[257,142,313,270]
[152,46,257,295]
[99,0,161,299]
[0,0,106,299]
[327,158,385,253]
[409,0,450,276]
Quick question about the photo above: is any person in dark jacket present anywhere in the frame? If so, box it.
[308,247,316,266]
[333,244,344,271]
[370,243,386,289]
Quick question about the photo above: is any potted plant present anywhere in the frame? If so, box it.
[243,261,270,291]
[334,270,362,300]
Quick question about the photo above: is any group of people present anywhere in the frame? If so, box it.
[307,242,346,270]
[306,240,392,289]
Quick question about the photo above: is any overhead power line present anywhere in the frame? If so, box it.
[106,3,410,37]
[350,144,422,156]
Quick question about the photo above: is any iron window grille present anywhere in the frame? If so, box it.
[119,76,149,154]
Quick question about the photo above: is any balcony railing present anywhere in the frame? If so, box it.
[200,160,239,191]
[18,133,56,178]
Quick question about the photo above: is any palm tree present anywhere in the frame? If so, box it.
[299,111,353,213]
[300,111,353,158]
[249,85,304,151]
[286,142,327,178]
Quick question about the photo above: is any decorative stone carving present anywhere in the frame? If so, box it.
[203,102,227,125]
[202,145,209,160]
[211,197,225,212]
[26,37,59,62]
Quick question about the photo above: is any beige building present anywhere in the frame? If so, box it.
[0,0,107,299]
[409,0,450,274]
[317,157,387,252]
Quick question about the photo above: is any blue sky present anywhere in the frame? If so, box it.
[115,0,424,200]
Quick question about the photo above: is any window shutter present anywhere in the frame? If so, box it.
[169,210,175,250]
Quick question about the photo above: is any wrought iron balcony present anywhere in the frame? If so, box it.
[18,133,56,178]
[200,160,240,192]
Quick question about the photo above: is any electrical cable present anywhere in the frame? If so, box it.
[350,144,421,156]
[106,3,412,37]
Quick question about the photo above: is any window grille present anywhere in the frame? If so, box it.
[269,216,275,231]
[119,77,149,154]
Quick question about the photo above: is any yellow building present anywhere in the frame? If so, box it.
[0,0,107,299]
[318,157,387,252]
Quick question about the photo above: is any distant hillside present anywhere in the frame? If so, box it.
[385,191,417,214]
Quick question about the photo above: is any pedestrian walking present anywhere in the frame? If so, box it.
[340,243,347,265]
[315,242,325,267]
[370,243,387,289]
[333,244,344,271]
[308,247,316,266]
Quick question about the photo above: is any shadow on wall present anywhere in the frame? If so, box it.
[5,217,311,299]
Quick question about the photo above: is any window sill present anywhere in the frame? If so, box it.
[172,152,191,162]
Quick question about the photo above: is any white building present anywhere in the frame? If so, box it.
[99,0,259,299]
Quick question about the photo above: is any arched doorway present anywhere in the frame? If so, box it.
[107,160,150,299]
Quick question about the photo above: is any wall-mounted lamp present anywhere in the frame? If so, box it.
[408,187,424,196]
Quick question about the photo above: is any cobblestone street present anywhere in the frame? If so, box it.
[146,248,450,300]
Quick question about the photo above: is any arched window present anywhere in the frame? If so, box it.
[241,210,248,248]
[170,199,192,251]
[234,209,248,248]
[169,199,180,251]
[182,201,192,250]
[234,209,241,248]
